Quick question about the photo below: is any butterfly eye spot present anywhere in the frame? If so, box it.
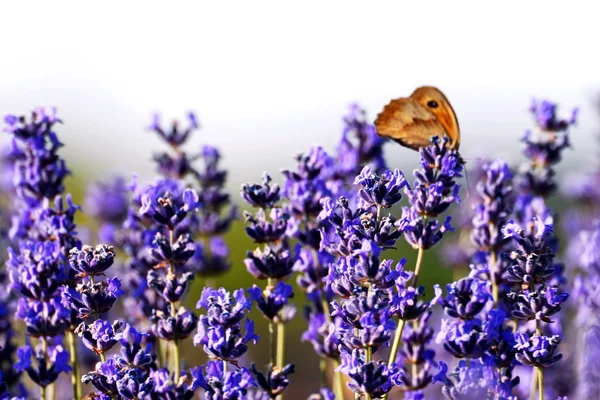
[427,100,439,109]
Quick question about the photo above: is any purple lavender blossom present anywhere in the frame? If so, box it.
[3,108,69,204]
[194,287,258,362]
[339,349,402,398]
[336,104,387,178]
[248,281,294,321]
[403,136,462,250]
[241,173,281,209]
[514,332,562,368]
[85,177,129,225]
[518,99,576,196]
[69,244,116,278]
[15,343,71,388]
[194,360,256,399]
[75,319,123,355]
[250,363,295,398]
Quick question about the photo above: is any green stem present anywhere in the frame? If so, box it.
[410,247,425,288]
[41,336,48,400]
[537,366,544,400]
[319,358,328,387]
[276,322,285,368]
[66,329,82,400]
[490,249,499,304]
[168,228,181,384]
[365,346,373,400]
[313,249,344,400]
[171,302,180,383]
[333,358,344,400]
[529,371,538,400]
[387,319,406,366]
[531,319,543,400]
[223,360,228,374]
[269,320,276,367]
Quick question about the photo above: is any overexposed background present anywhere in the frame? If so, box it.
[1,1,599,190]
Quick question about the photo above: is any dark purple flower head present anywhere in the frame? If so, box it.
[69,244,116,278]
[151,306,198,341]
[353,166,408,209]
[244,208,290,244]
[248,281,294,321]
[502,218,555,288]
[8,240,66,301]
[250,363,295,398]
[331,313,394,351]
[81,358,120,395]
[339,349,402,398]
[244,243,295,280]
[75,319,123,355]
[194,318,259,362]
[301,305,342,360]
[116,369,154,399]
[436,318,490,359]
[196,287,252,328]
[513,332,562,368]
[16,297,70,337]
[15,343,71,387]
[507,286,569,323]
[61,277,124,319]
[138,179,200,228]
[403,208,454,250]
[116,324,156,370]
[150,232,196,269]
[147,270,194,303]
[195,289,258,361]
[439,278,492,320]
[194,361,256,399]
[241,173,281,209]
[149,112,198,147]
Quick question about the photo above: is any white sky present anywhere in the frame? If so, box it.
[1,1,599,190]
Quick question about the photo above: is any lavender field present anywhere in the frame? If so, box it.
[0,97,597,400]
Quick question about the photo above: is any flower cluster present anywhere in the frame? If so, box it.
[470,160,514,302]
[403,136,462,250]
[0,95,590,400]
[517,99,577,196]
[3,108,80,397]
[318,165,412,398]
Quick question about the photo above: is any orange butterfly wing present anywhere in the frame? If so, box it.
[374,97,446,151]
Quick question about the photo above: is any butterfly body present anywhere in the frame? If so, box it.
[375,86,460,150]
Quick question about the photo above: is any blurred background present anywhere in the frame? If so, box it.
[1,1,599,398]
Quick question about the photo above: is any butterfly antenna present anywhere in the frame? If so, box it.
[464,165,471,199]
[458,155,471,199]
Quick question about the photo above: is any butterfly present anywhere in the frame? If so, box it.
[374,86,460,150]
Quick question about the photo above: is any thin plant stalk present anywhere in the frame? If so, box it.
[387,319,405,366]
[276,322,285,368]
[537,366,544,400]
[41,336,48,400]
[66,329,82,400]
[365,344,373,400]
[314,245,345,399]
[168,228,181,383]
